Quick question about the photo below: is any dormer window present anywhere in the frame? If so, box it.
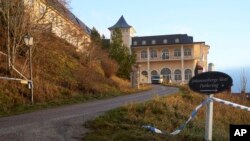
[163,39,168,44]
[133,41,137,46]
[175,38,180,43]
[142,40,146,45]
[152,40,156,45]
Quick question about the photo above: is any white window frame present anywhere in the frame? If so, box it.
[174,48,181,57]
[142,71,148,78]
[150,49,157,59]
[184,48,192,56]
[133,41,137,46]
[175,38,180,43]
[163,39,168,44]
[185,69,192,80]
[162,48,169,60]
[151,70,158,76]
[161,68,171,81]
[174,69,182,81]
[141,50,148,59]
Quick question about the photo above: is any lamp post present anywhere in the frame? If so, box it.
[137,64,141,89]
[24,35,34,104]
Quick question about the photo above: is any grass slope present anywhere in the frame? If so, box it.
[0,33,148,116]
[84,86,250,141]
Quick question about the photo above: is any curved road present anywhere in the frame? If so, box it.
[0,85,178,141]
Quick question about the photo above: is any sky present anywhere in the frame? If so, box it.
[70,0,250,92]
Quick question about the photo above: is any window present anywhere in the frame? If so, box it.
[175,38,180,43]
[58,18,62,27]
[161,68,171,81]
[151,70,158,77]
[162,48,169,59]
[184,48,192,56]
[39,5,46,15]
[163,39,168,44]
[150,49,157,58]
[142,71,148,78]
[141,50,147,59]
[142,40,147,45]
[152,40,156,44]
[27,0,34,6]
[174,70,182,81]
[50,13,55,22]
[174,48,181,57]
[133,41,137,46]
[185,69,192,80]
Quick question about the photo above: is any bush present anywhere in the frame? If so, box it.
[101,57,118,78]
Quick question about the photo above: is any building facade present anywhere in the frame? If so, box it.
[109,16,210,84]
[24,0,91,50]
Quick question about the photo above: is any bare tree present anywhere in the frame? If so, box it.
[0,0,51,77]
[239,68,248,94]
[0,0,30,75]
[0,0,80,77]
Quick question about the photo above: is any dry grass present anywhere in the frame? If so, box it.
[84,86,250,141]
[111,76,151,94]
[0,32,137,115]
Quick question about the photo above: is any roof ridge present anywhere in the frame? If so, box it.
[133,34,189,38]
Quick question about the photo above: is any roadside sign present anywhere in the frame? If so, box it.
[188,71,233,94]
[20,80,29,85]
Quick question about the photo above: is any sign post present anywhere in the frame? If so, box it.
[205,94,213,141]
[188,71,233,141]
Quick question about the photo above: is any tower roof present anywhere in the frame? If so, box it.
[108,15,132,30]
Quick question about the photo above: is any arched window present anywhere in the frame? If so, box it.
[161,68,171,81]
[175,38,180,43]
[150,49,157,58]
[141,50,147,59]
[152,40,156,44]
[174,69,182,81]
[151,70,158,77]
[185,69,192,80]
[142,71,148,78]
[162,48,169,60]
[142,40,147,45]
[174,48,181,57]
[184,48,192,56]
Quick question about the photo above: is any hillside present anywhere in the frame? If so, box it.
[84,86,250,141]
[0,32,136,115]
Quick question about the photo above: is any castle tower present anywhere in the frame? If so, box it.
[108,15,136,52]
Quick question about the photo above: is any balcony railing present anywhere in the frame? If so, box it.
[137,55,194,62]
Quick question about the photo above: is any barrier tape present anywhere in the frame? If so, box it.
[212,97,250,112]
[142,97,250,136]
[143,98,211,135]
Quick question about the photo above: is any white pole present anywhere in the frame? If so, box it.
[205,63,214,141]
[147,47,150,83]
[181,45,184,84]
[205,94,214,141]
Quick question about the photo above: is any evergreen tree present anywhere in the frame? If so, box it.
[109,28,136,79]
[90,27,102,47]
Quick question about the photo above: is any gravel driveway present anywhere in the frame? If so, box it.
[0,85,178,141]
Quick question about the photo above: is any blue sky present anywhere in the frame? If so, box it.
[70,0,250,92]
